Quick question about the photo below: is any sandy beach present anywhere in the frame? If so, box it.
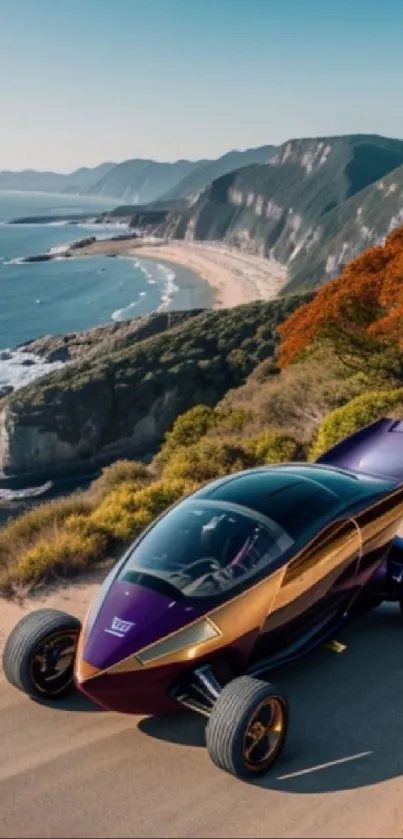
[70,238,288,308]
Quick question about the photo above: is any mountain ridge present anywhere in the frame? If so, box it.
[145,133,403,291]
[0,145,277,205]
[0,162,116,195]
[4,133,403,291]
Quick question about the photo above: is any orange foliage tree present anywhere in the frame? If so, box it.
[278,226,403,368]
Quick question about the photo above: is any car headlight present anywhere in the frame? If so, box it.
[136,618,221,665]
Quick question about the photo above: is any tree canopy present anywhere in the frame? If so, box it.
[278,226,403,367]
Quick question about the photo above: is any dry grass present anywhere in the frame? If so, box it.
[0,466,195,595]
[87,459,152,502]
[221,354,372,442]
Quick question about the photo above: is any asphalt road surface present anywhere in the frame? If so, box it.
[1,604,403,839]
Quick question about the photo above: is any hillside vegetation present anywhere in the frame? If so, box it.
[1,294,309,477]
[2,227,403,595]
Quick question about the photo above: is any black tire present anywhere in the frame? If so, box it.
[205,675,289,779]
[2,608,81,700]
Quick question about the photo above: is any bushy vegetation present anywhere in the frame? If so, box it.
[310,388,403,460]
[3,227,403,595]
[278,227,403,370]
[9,295,310,417]
[0,411,304,593]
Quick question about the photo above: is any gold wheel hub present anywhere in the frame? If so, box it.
[30,630,79,695]
[243,697,285,770]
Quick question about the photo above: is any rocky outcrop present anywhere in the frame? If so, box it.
[19,309,203,363]
[0,295,309,477]
[0,386,179,477]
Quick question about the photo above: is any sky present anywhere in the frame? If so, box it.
[1,0,403,171]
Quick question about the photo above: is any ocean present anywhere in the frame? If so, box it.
[0,191,212,391]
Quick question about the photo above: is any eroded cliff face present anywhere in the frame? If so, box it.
[155,135,403,291]
[0,296,310,478]
[0,388,179,476]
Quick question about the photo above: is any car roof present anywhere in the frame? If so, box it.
[193,463,387,541]
[196,463,362,501]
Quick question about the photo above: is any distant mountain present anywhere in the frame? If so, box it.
[0,146,276,205]
[158,146,276,201]
[0,162,115,195]
[83,158,208,203]
[63,163,116,193]
[151,134,403,290]
[5,135,403,290]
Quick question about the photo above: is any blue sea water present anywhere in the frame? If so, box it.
[0,191,211,362]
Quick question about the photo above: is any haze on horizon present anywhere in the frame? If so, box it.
[1,0,403,173]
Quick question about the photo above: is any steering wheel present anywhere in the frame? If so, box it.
[182,557,222,576]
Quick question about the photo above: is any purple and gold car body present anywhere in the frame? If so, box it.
[73,417,403,718]
[5,417,403,778]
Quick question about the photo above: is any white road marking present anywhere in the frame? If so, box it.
[277,751,372,779]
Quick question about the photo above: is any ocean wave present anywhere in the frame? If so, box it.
[130,257,179,312]
[5,227,128,264]
[3,256,27,265]
[155,263,179,312]
[111,300,139,321]
[48,243,70,255]
[110,253,179,322]
[0,349,66,391]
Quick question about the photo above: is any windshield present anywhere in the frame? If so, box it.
[118,500,294,597]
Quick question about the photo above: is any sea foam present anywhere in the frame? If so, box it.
[0,349,65,391]
[110,256,179,322]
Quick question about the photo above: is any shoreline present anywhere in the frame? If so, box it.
[65,237,288,308]
[3,216,289,309]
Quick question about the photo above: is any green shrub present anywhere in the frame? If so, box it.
[0,495,92,564]
[90,478,190,542]
[162,437,257,483]
[10,525,108,585]
[156,404,218,465]
[310,387,403,460]
[88,459,151,501]
[252,430,304,464]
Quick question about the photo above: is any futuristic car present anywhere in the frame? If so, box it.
[4,417,403,779]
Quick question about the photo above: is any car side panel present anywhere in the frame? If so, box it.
[355,486,403,576]
[260,519,361,637]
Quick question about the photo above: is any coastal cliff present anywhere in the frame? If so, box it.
[0,296,310,477]
[151,135,403,291]
[7,134,403,298]
[18,309,202,363]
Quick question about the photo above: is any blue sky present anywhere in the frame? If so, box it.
[1,0,403,171]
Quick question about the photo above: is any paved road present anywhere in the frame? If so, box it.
[1,604,403,839]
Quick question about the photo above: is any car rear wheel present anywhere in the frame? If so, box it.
[2,608,81,700]
[205,675,289,779]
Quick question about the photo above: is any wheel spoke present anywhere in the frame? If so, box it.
[30,630,78,694]
[244,732,260,760]
[243,697,285,769]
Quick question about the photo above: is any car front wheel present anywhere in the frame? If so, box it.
[205,674,289,779]
[2,608,81,700]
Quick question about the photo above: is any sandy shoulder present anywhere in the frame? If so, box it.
[71,238,288,308]
[0,568,107,675]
